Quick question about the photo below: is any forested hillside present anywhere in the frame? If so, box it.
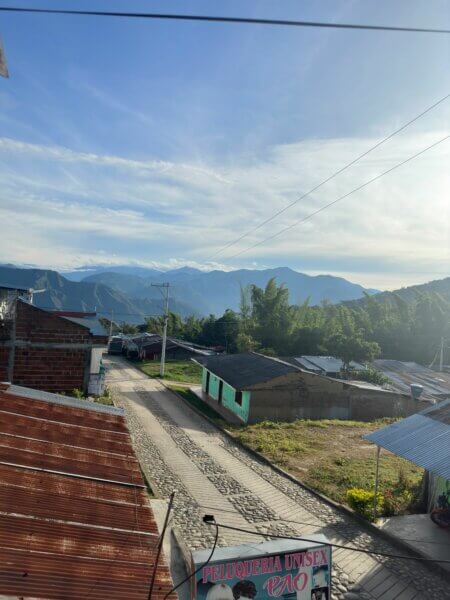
[139,278,450,365]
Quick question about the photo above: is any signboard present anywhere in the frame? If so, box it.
[192,537,331,600]
[0,37,8,78]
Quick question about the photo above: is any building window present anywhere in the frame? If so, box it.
[235,391,242,406]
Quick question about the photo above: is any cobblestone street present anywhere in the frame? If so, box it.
[106,356,450,600]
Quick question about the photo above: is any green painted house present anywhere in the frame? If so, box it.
[192,353,420,424]
[192,353,303,424]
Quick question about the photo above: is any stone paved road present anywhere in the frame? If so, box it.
[105,356,450,600]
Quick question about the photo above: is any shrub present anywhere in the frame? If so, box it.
[355,368,391,386]
[346,488,383,520]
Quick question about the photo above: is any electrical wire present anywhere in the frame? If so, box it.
[197,505,450,547]
[207,93,450,260]
[206,521,450,564]
[224,134,450,260]
[0,7,449,34]
[163,520,219,599]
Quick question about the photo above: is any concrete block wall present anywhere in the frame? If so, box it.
[248,370,425,423]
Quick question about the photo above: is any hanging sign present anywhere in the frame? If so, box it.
[192,536,332,600]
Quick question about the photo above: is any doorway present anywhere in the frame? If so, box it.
[218,380,223,404]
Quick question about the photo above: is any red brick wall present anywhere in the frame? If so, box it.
[11,302,92,393]
[0,347,9,381]
[13,348,88,392]
[0,320,11,381]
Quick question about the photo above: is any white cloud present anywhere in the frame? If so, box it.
[0,130,448,288]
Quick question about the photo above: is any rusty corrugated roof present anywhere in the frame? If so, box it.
[0,385,176,600]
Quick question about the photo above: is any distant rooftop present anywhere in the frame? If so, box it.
[373,359,450,400]
[62,315,109,338]
[0,282,31,292]
[286,355,365,373]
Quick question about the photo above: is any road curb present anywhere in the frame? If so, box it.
[163,382,450,582]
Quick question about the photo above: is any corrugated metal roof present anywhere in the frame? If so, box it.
[62,315,109,338]
[373,359,450,399]
[296,355,365,373]
[0,282,31,292]
[6,383,124,415]
[195,352,299,389]
[365,399,450,480]
[0,384,176,599]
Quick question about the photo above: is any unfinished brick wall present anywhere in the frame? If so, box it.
[0,321,11,381]
[9,302,92,393]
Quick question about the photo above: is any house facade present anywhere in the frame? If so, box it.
[193,353,430,424]
[0,300,108,394]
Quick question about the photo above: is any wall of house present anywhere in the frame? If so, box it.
[1,301,93,394]
[201,367,250,422]
[0,319,11,381]
[247,371,427,423]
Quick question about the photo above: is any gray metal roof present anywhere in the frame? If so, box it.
[292,355,365,373]
[62,316,109,338]
[195,353,299,390]
[365,399,450,480]
[6,384,124,416]
[0,282,31,292]
[373,359,450,399]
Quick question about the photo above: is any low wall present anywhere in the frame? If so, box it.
[248,371,427,423]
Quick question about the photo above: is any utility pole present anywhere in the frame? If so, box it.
[151,283,170,377]
[109,310,114,340]
[439,336,444,372]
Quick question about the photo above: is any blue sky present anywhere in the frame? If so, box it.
[0,0,449,289]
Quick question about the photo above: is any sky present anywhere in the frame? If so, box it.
[0,0,449,290]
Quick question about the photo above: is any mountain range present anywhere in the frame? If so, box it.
[1,264,378,321]
[2,263,448,324]
[0,266,195,323]
[76,265,379,316]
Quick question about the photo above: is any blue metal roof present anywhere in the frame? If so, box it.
[365,399,450,480]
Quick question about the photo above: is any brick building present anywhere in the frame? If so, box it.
[0,298,108,394]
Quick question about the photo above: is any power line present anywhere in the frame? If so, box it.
[197,505,450,547]
[0,7,449,34]
[163,518,219,600]
[224,134,450,260]
[208,93,450,260]
[207,521,450,564]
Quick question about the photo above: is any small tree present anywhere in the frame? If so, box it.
[325,331,380,370]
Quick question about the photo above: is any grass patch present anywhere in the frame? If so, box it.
[168,384,226,424]
[91,387,115,406]
[137,359,202,384]
[229,418,423,518]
